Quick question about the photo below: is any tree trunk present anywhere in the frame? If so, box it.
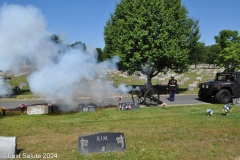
[146,75,152,88]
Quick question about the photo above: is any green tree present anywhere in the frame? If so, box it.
[189,42,206,69]
[104,0,200,86]
[215,43,240,72]
[70,41,87,51]
[205,44,221,66]
[214,30,240,49]
[96,48,106,62]
[214,30,240,72]
[50,34,62,44]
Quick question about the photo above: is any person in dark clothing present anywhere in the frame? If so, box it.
[168,75,178,102]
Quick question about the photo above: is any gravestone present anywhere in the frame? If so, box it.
[27,105,49,115]
[19,82,28,87]
[161,82,168,85]
[120,102,140,110]
[196,77,202,81]
[188,88,194,91]
[177,82,184,85]
[132,77,138,81]
[0,136,17,159]
[189,84,197,88]
[233,98,240,106]
[158,78,165,81]
[78,132,126,154]
[78,104,96,112]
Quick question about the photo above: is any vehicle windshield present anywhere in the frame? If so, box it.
[215,73,237,81]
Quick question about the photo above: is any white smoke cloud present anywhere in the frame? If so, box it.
[0,4,132,111]
[0,78,12,97]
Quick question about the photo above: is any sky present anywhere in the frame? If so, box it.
[0,0,239,51]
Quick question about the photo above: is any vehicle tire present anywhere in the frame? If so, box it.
[198,90,212,101]
[215,89,231,104]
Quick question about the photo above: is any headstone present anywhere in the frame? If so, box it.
[189,84,197,88]
[183,77,190,81]
[27,105,49,115]
[158,78,165,81]
[78,104,96,112]
[132,77,138,81]
[188,88,194,91]
[161,82,168,85]
[177,82,184,85]
[233,98,240,106]
[120,102,140,110]
[0,136,17,159]
[19,82,28,87]
[174,76,181,79]
[78,132,126,154]
[196,77,202,81]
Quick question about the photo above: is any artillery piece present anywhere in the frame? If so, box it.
[131,85,162,106]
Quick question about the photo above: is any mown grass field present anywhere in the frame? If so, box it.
[1,104,240,160]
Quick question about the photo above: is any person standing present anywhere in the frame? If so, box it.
[168,75,178,102]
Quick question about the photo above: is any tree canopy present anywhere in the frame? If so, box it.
[104,0,200,85]
[214,30,240,72]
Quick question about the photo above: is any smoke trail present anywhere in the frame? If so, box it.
[0,4,132,111]
[0,78,12,97]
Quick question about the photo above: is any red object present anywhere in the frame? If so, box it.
[119,94,123,101]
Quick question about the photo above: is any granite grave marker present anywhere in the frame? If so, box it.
[78,132,126,154]
[78,104,96,112]
[233,98,240,106]
[120,102,140,110]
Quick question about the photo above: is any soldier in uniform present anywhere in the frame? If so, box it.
[168,75,178,102]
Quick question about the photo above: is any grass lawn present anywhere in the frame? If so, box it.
[1,104,240,160]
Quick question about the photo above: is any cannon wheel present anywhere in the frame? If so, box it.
[132,89,145,104]
[144,88,161,106]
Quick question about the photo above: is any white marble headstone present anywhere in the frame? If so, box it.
[0,136,17,159]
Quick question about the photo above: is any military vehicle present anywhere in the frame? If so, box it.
[198,72,240,104]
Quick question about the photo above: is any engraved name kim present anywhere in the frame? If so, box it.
[78,132,126,154]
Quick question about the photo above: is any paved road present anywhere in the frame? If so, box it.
[0,94,209,110]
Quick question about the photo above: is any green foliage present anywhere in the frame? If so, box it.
[104,0,200,85]
[50,34,62,44]
[70,41,87,51]
[214,30,240,72]
[214,30,240,49]
[96,48,107,62]
[215,43,240,72]
[189,42,206,68]
[205,44,221,65]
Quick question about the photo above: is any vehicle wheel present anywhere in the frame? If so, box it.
[132,89,144,104]
[215,89,231,104]
[198,90,212,101]
[144,88,162,106]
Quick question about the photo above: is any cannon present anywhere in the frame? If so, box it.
[131,85,162,106]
